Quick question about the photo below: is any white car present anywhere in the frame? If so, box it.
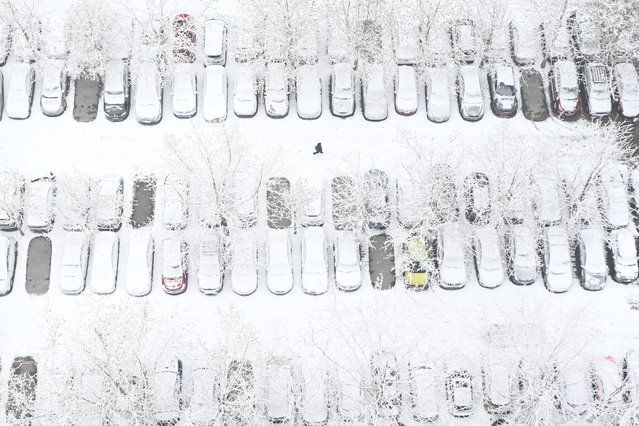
[506,225,537,285]
[542,225,572,293]
[426,69,450,123]
[300,178,324,227]
[6,63,35,119]
[152,356,183,424]
[613,63,639,119]
[125,230,154,296]
[40,60,67,117]
[89,231,119,295]
[94,174,124,231]
[446,369,474,417]
[234,27,261,62]
[334,231,362,291]
[301,227,329,295]
[233,65,258,117]
[474,226,504,289]
[510,19,539,65]
[296,64,322,119]
[265,62,289,118]
[190,366,220,423]
[198,236,223,295]
[135,62,163,125]
[609,228,638,283]
[266,229,294,295]
[58,178,91,231]
[409,359,439,422]
[265,356,294,423]
[576,228,606,291]
[230,234,258,296]
[482,356,511,415]
[0,236,17,296]
[232,173,259,228]
[337,369,363,421]
[458,65,484,121]
[204,19,227,65]
[0,172,25,231]
[590,355,624,412]
[437,223,467,289]
[162,175,189,230]
[299,361,328,425]
[172,63,197,118]
[452,21,477,63]
[599,166,630,229]
[584,63,612,118]
[534,173,563,226]
[547,23,571,61]
[559,356,589,415]
[394,65,418,115]
[395,27,420,65]
[59,232,90,295]
[161,239,188,295]
[330,63,355,117]
[362,64,388,121]
[203,65,227,122]
[26,174,56,232]
[396,177,424,229]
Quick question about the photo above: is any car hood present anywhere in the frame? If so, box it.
[173,95,196,113]
[559,97,579,112]
[621,99,639,118]
[297,95,321,118]
[441,265,466,285]
[7,99,30,118]
[478,265,504,287]
[589,95,611,115]
[336,268,360,289]
[136,101,161,120]
[60,271,84,293]
[546,269,572,292]
[105,92,126,105]
[266,96,288,116]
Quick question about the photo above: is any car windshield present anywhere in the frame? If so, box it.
[560,85,578,99]
[496,83,514,96]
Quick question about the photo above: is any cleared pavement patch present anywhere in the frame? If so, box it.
[25,236,51,295]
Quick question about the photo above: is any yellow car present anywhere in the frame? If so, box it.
[403,235,430,288]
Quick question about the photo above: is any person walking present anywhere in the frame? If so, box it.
[313,142,323,155]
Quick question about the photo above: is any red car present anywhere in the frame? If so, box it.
[162,239,188,294]
[173,14,196,63]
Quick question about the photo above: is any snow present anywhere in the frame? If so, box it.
[88,231,119,294]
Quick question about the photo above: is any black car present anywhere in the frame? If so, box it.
[488,66,518,117]
[464,172,491,225]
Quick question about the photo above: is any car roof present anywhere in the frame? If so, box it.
[105,60,126,91]
[495,66,515,85]
[555,60,578,86]
[613,228,636,259]
[460,66,480,88]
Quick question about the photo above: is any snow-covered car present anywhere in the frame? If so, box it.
[162,239,188,295]
[534,173,564,226]
[190,366,220,423]
[162,175,189,230]
[103,60,130,122]
[198,236,223,295]
[204,19,227,65]
[224,359,256,423]
[482,356,511,415]
[542,225,572,293]
[264,62,289,118]
[584,63,611,118]
[608,228,638,284]
[337,368,364,421]
[599,166,630,229]
[59,232,89,295]
[125,230,154,297]
[395,26,420,65]
[266,229,294,295]
[299,361,328,425]
[152,356,183,424]
[486,25,509,61]
[296,64,322,119]
[172,63,197,118]
[265,356,294,423]
[544,23,571,61]
[396,178,423,229]
[88,231,119,295]
[203,65,227,122]
[576,228,606,291]
[402,234,430,289]
[362,64,388,121]
[408,359,438,422]
[0,172,25,231]
[301,227,329,295]
[58,178,91,231]
[6,63,35,120]
[510,19,539,65]
[230,235,258,296]
[474,226,504,289]
[451,20,477,63]
[370,352,401,420]
[293,28,319,65]
[394,65,418,115]
[364,169,390,230]
[0,22,9,66]
[94,174,124,231]
[624,351,639,405]
[559,356,589,415]
[234,65,258,117]
[0,236,17,296]
[505,225,537,285]
[26,174,56,232]
[430,163,459,224]
[550,60,580,118]
[300,178,324,227]
[334,231,362,292]
[235,27,262,63]
[590,355,624,413]
[488,66,517,117]
[464,172,491,225]
[458,65,484,121]
[40,60,67,117]
[232,174,259,228]
[570,11,602,61]
[330,63,355,117]
[613,63,639,119]
[437,223,467,289]
[446,369,474,417]
[426,68,450,123]
[135,62,163,124]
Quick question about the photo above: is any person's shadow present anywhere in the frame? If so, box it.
[313,143,323,155]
